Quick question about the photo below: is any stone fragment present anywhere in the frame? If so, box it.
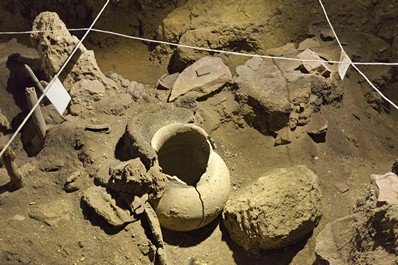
[29,199,73,226]
[274,127,292,146]
[108,159,168,201]
[131,194,149,215]
[157,73,180,90]
[126,81,148,102]
[334,183,349,193]
[297,49,331,76]
[320,28,334,41]
[266,43,297,56]
[70,79,106,108]
[371,172,398,205]
[64,170,82,192]
[169,56,231,101]
[392,159,398,175]
[0,112,10,133]
[81,186,134,227]
[306,113,328,143]
[298,38,321,50]
[223,165,322,253]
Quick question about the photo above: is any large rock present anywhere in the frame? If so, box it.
[30,12,116,110]
[223,165,322,253]
[235,52,342,132]
[235,57,292,132]
[169,56,231,102]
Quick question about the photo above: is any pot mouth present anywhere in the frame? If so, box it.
[151,123,212,186]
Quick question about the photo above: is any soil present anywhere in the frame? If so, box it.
[1,1,398,265]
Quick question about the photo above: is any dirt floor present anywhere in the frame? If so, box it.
[1,1,398,265]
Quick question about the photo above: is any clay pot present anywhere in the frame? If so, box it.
[151,123,231,231]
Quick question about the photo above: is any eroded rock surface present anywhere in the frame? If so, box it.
[223,165,322,253]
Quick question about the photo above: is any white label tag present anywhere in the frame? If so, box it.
[338,51,352,80]
[46,77,71,115]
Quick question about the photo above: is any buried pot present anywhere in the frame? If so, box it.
[151,123,231,231]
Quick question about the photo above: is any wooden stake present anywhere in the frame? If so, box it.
[25,87,47,140]
[0,145,23,189]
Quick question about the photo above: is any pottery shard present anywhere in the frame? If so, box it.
[169,56,231,101]
[371,172,398,205]
[30,12,116,93]
[223,165,322,253]
[81,186,134,227]
[297,49,330,75]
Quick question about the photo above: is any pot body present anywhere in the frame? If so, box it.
[151,123,231,231]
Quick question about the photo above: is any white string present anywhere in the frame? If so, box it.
[0,0,111,158]
[318,0,398,111]
[1,27,398,66]
[1,0,397,158]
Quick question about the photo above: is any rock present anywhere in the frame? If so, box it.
[392,159,398,175]
[169,56,232,102]
[131,194,149,215]
[297,49,331,76]
[274,127,292,146]
[70,79,106,108]
[30,12,116,110]
[266,43,297,56]
[107,159,168,201]
[64,170,83,192]
[334,183,349,193]
[315,215,355,265]
[320,28,335,41]
[29,199,73,226]
[97,92,133,116]
[0,112,10,133]
[235,57,292,132]
[298,38,321,51]
[306,113,328,143]
[126,81,149,103]
[81,186,134,227]
[223,165,322,253]
[371,172,398,205]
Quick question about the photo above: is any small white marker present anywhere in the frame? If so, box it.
[45,77,71,115]
[338,50,352,80]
